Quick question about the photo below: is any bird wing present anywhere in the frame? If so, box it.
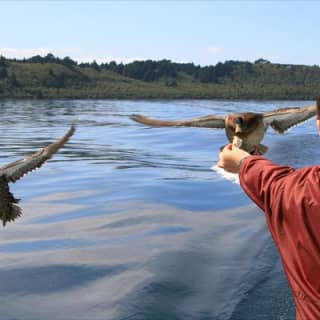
[131,114,226,128]
[0,176,21,226]
[0,125,75,183]
[263,104,316,134]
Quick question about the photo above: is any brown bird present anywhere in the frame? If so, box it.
[131,100,320,155]
[0,125,75,226]
[317,98,320,134]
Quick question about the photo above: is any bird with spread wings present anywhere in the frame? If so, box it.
[131,99,320,155]
[0,125,75,226]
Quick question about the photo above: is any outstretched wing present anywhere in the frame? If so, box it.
[263,104,316,134]
[0,176,21,226]
[131,114,226,129]
[0,125,75,183]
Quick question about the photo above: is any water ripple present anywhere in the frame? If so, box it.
[0,99,313,320]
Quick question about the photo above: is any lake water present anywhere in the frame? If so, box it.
[0,99,319,320]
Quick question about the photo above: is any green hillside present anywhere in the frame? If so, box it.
[0,55,319,99]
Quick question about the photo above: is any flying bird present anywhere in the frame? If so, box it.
[0,125,75,226]
[131,99,320,155]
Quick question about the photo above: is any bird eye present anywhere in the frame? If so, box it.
[235,118,243,125]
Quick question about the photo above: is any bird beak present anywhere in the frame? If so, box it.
[235,124,242,134]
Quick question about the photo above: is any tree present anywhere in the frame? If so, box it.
[55,73,66,88]
[254,58,271,64]
[62,56,77,68]
[28,55,44,63]
[0,56,7,67]
[8,73,21,87]
[108,61,118,73]
[91,60,100,72]
[0,67,7,79]
[43,71,66,88]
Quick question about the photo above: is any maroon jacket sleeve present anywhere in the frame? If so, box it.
[239,156,320,320]
[238,156,295,213]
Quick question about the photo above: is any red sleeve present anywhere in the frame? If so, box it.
[239,157,320,318]
[238,156,295,213]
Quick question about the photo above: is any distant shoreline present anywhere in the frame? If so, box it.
[0,97,314,102]
[0,96,314,102]
[0,55,319,100]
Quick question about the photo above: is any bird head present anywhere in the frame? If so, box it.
[234,117,246,134]
[226,113,263,137]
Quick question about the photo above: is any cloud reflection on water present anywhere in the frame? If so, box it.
[0,192,293,320]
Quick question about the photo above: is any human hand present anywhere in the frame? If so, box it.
[218,144,251,174]
[317,119,320,135]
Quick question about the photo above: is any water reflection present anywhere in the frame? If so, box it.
[0,196,294,320]
[0,198,294,319]
[0,99,314,319]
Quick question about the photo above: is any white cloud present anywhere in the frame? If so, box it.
[0,47,142,64]
[0,47,80,59]
[207,46,223,55]
[76,55,144,64]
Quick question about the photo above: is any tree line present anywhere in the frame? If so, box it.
[0,53,319,99]
[0,54,275,83]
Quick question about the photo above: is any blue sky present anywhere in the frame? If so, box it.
[1,1,319,66]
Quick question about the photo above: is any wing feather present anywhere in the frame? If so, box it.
[0,176,21,226]
[263,105,316,134]
[0,125,75,183]
[131,114,226,129]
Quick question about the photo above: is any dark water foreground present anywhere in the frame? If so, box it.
[0,99,318,320]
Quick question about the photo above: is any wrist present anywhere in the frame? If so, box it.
[237,156,251,169]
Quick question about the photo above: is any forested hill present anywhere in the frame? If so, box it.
[0,54,319,100]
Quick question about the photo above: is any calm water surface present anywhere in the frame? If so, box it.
[0,99,319,320]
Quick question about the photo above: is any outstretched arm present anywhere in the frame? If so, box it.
[219,144,295,211]
[239,156,294,212]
